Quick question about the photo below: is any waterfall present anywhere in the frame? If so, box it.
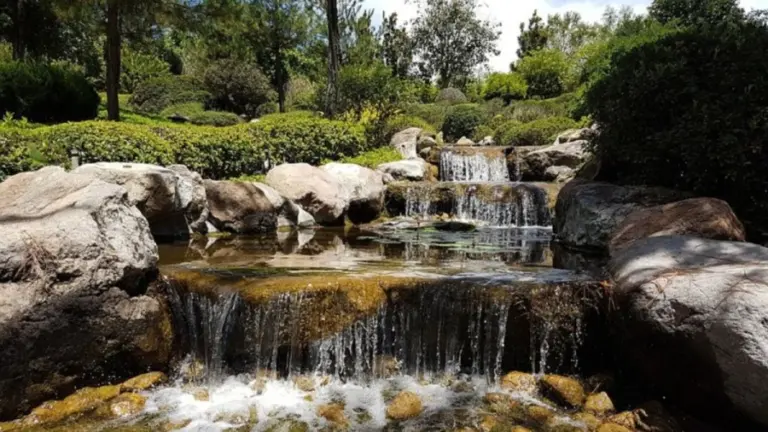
[453,184,551,227]
[404,184,432,219]
[439,149,510,182]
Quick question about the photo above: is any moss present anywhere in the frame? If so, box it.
[500,372,536,393]
[386,391,423,420]
[121,372,168,392]
[26,385,122,425]
[539,375,586,409]
[317,404,348,428]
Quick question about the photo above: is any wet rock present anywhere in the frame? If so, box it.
[179,358,206,382]
[483,393,521,415]
[264,419,310,432]
[121,372,168,392]
[192,388,209,401]
[321,163,386,224]
[377,158,429,181]
[386,391,423,420]
[318,403,348,428]
[478,136,495,146]
[584,392,615,416]
[391,127,422,159]
[102,393,147,417]
[556,128,592,144]
[425,147,442,165]
[0,167,171,420]
[539,375,586,409]
[373,355,401,378]
[204,180,278,233]
[27,385,122,424]
[293,376,315,392]
[638,401,681,432]
[610,235,768,427]
[248,183,316,229]
[554,180,688,251]
[74,162,208,239]
[544,165,576,183]
[573,412,602,430]
[609,197,745,255]
[500,371,537,393]
[479,415,499,432]
[523,141,587,181]
[266,163,347,225]
[596,424,632,432]
[605,412,642,430]
[162,419,192,431]
[417,135,438,153]
[526,404,555,423]
[456,137,475,146]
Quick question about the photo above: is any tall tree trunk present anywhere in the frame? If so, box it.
[105,0,121,121]
[276,47,286,113]
[324,0,341,118]
[11,0,24,60]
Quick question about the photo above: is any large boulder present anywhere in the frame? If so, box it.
[611,235,768,428]
[265,163,347,225]
[554,180,687,251]
[609,198,745,255]
[321,163,385,224]
[523,140,588,181]
[0,167,172,420]
[251,182,315,229]
[377,159,429,181]
[391,127,422,159]
[204,180,278,233]
[74,162,208,239]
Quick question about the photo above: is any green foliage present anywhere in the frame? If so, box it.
[507,97,572,123]
[203,59,275,117]
[380,12,413,78]
[472,124,495,142]
[285,76,318,111]
[333,147,402,169]
[338,62,410,121]
[402,103,450,130]
[159,102,205,118]
[189,111,242,127]
[483,73,527,104]
[0,61,98,123]
[441,104,486,142]
[436,88,468,105]
[517,10,548,59]
[415,82,438,103]
[0,127,47,181]
[649,0,745,27]
[583,22,768,229]
[493,116,578,146]
[516,49,572,99]
[120,48,170,93]
[130,75,209,114]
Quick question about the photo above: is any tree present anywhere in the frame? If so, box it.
[483,72,527,104]
[516,9,547,60]
[325,0,341,117]
[649,0,745,27]
[379,12,412,78]
[545,12,599,56]
[410,0,500,88]
[515,48,571,99]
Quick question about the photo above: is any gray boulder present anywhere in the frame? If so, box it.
[204,180,278,233]
[523,140,588,181]
[251,182,315,229]
[554,180,687,251]
[377,159,429,181]
[417,135,437,153]
[0,167,171,420]
[611,235,768,427]
[555,128,592,144]
[265,163,347,225]
[74,162,208,239]
[321,163,386,224]
[391,127,422,159]
[544,165,575,183]
[478,136,495,146]
[456,137,475,146]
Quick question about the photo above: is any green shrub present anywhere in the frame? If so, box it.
[189,111,242,127]
[385,114,436,137]
[0,61,99,123]
[436,87,468,105]
[130,75,209,114]
[441,104,486,142]
[0,128,49,180]
[484,72,527,104]
[332,147,402,169]
[494,116,578,146]
[120,48,171,93]
[472,125,495,142]
[516,49,573,99]
[583,22,768,230]
[402,103,450,130]
[203,59,275,117]
[286,76,318,111]
[159,102,205,118]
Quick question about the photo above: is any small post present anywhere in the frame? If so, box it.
[70,149,80,169]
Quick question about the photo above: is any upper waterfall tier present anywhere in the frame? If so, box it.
[385,181,552,227]
[439,146,511,182]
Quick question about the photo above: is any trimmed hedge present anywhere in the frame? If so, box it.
[189,111,242,127]
[0,114,367,180]
[494,116,579,147]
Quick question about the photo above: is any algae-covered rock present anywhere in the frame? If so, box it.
[573,412,602,430]
[479,415,498,432]
[584,392,615,416]
[317,403,348,428]
[605,412,642,430]
[121,372,168,392]
[500,371,536,393]
[27,385,122,424]
[483,393,521,415]
[293,376,315,392]
[526,405,555,424]
[596,423,632,432]
[192,388,209,401]
[103,393,147,417]
[539,375,586,408]
[373,355,401,378]
[386,391,423,420]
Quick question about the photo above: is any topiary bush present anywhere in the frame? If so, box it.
[494,116,578,146]
[0,61,99,123]
[203,59,276,117]
[584,21,768,231]
[130,75,209,114]
[441,104,486,142]
[189,111,242,127]
[436,87,468,105]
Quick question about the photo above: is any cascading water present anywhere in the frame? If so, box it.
[439,148,510,182]
[454,184,551,227]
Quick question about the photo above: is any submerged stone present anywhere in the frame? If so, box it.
[317,403,348,428]
[293,376,315,392]
[540,375,586,409]
[386,391,423,420]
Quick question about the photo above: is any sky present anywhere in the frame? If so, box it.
[363,0,768,72]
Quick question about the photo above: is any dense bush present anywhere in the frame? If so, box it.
[285,76,317,111]
[494,116,578,146]
[130,75,209,114]
[120,48,170,93]
[159,102,205,118]
[584,22,768,229]
[516,49,572,99]
[203,59,275,117]
[384,115,436,139]
[484,73,527,104]
[507,98,570,123]
[441,104,485,142]
[332,147,402,169]
[189,111,242,127]
[0,61,99,123]
[436,87,468,105]
[338,62,412,122]
[402,103,451,130]
[0,127,47,181]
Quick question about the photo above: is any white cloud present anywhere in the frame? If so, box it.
[363,0,767,72]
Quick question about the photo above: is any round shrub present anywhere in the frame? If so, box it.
[494,116,578,146]
[584,22,768,229]
[441,104,486,142]
[203,59,276,117]
[130,75,209,114]
[436,87,468,105]
[0,61,99,123]
[189,111,242,127]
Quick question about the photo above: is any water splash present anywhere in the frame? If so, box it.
[454,184,551,227]
[439,149,510,182]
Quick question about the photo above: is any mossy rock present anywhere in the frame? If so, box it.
[500,372,536,393]
[596,423,632,432]
[525,405,555,424]
[539,375,586,409]
[584,392,615,416]
[573,412,601,430]
[317,404,348,428]
[26,385,122,424]
[121,372,168,392]
[386,391,423,420]
[97,393,147,418]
